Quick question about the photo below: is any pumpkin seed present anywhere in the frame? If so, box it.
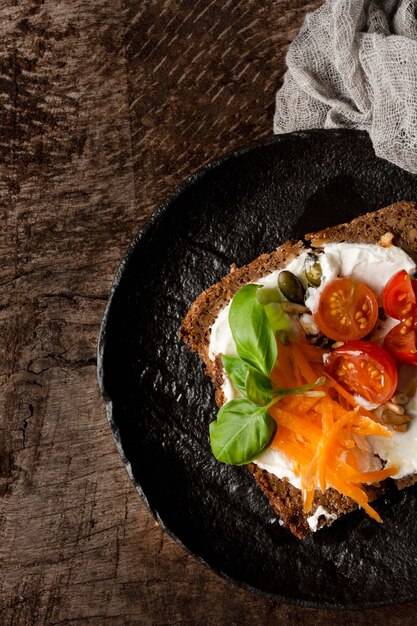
[278,270,305,304]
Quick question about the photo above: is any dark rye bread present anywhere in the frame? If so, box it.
[180,201,417,538]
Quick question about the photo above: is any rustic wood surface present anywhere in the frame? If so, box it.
[1,1,417,624]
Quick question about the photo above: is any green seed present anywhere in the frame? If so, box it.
[304,253,322,287]
[278,270,305,304]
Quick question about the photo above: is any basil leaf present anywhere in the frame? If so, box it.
[229,284,277,376]
[270,376,326,402]
[256,286,283,305]
[221,355,248,396]
[263,303,291,333]
[209,398,276,465]
[245,369,273,406]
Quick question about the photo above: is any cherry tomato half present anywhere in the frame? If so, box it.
[382,270,417,320]
[383,316,417,365]
[314,278,378,342]
[326,340,398,405]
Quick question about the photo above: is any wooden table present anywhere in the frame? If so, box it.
[1,1,416,624]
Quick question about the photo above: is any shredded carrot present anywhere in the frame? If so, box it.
[326,468,383,522]
[291,342,319,383]
[267,340,398,521]
[271,341,303,388]
[270,406,322,445]
[325,374,374,418]
[350,466,399,483]
[352,415,392,438]
[298,343,328,363]
[303,487,315,514]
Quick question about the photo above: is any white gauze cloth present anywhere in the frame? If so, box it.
[274,0,417,174]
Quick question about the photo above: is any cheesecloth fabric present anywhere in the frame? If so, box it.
[274,0,417,174]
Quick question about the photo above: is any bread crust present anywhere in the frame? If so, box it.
[306,201,417,258]
[180,240,304,378]
[180,201,417,538]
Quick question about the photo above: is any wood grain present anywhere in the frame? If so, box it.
[1,0,417,624]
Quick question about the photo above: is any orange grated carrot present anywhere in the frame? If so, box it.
[271,342,299,388]
[303,488,315,514]
[268,339,396,519]
[349,466,399,484]
[291,342,319,383]
[351,415,392,438]
[297,342,328,363]
[325,374,375,417]
[279,341,305,387]
[270,407,322,446]
[326,468,382,522]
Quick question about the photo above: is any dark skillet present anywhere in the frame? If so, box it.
[98,129,417,608]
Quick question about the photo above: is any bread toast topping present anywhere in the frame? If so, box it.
[208,242,417,488]
[180,201,417,537]
[209,243,415,361]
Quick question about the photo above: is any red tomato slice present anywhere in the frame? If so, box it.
[326,341,398,405]
[382,270,416,320]
[314,278,378,341]
[383,316,417,365]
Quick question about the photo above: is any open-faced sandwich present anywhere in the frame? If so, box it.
[180,201,417,538]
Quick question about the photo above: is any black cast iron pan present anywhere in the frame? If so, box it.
[98,129,417,608]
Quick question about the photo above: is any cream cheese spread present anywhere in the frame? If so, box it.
[306,505,338,532]
[208,242,417,489]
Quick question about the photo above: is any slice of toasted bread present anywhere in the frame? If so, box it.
[180,201,417,538]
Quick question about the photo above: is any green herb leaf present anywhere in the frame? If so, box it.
[256,286,283,305]
[245,369,273,406]
[221,355,248,396]
[209,398,277,465]
[263,303,292,333]
[270,376,326,404]
[229,284,277,377]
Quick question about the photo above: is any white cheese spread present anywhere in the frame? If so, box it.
[306,243,415,309]
[208,243,417,491]
[252,447,302,490]
[307,505,338,532]
[209,243,414,360]
[369,366,417,480]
